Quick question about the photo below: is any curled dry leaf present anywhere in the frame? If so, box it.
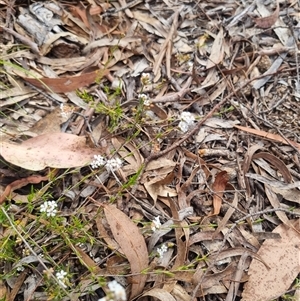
[242,220,300,301]
[103,204,148,299]
[252,152,292,183]
[0,174,49,205]
[139,288,177,301]
[0,132,102,170]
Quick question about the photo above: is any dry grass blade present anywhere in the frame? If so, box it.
[103,204,148,299]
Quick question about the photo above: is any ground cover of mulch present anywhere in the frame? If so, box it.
[0,0,300,300]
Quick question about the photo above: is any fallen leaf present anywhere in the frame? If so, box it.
[0,133,102,170]
[241,220,300,301]
[254,0,279,28]
[111,137,144,176]
[234,125,300,151]
[74,246,103,274]
[139,288,177,301]
[206,28,224,69]
[210,171,229,216]
[144,176,177,204]
[103,204,148,299]
[23,68,109,93]
[252,152,292,183]
[0,174,49,204]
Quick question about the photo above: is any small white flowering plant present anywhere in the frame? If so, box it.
[157,243,168,258]
[178,111,195,133]
[151,216,161,232]
[140,72,151,85]
[55,269,68,288]
[98,280,126,301]
[90,155,123,172]
[138,93,151,106]
[40,200,58,217]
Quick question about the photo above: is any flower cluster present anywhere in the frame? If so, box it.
[151,216,161,232]
[90,155,123,172]
[90,155,107,169]
[178,111,195,133]
[98,280,126,301]
[59,103,74,119]
[40,201,58,217]
[138,93,150,106]
[140,73,151,85]
[56,270,68,288]
[105,158,123,172]
[157,244,168,258]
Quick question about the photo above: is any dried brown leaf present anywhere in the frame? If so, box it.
[265,185,294,226]
[252,152,292,183]
[242,220,300,301]
[8,272,26,301]
[193,263,237,292]
[139,288,177,301]
[74,246,103,274]
[210,247,269,268]
[254,0,279,28]
[210,171,229,216]
[23,68,109,93]
[111,137,144,176]
[0,174,49,205]
[214,192,238,236]
[206,28,225,69]
[271,186,300,204]
[144,177,177,204]
[0,133,102,170]
[103,204,148,299]
[234,125,300,151]
[168,197,186,270]
[171,284,191,301]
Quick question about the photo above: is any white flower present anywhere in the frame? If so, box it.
[107,280,126,301]
[105,158,123,172]
[40,201,58,217]
[91,155,106,169]
[178,120,190,133]
[56,270,68,288]
[180,111,195,123]
[178,111,195,132]
[138,93,150,106]
[187,61,193,71]
[60,103,73,119]
[141,73,151,85]
[157,244,168,258]
[151,216,161,232]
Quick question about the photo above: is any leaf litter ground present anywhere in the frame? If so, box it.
[0,0,300,301]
